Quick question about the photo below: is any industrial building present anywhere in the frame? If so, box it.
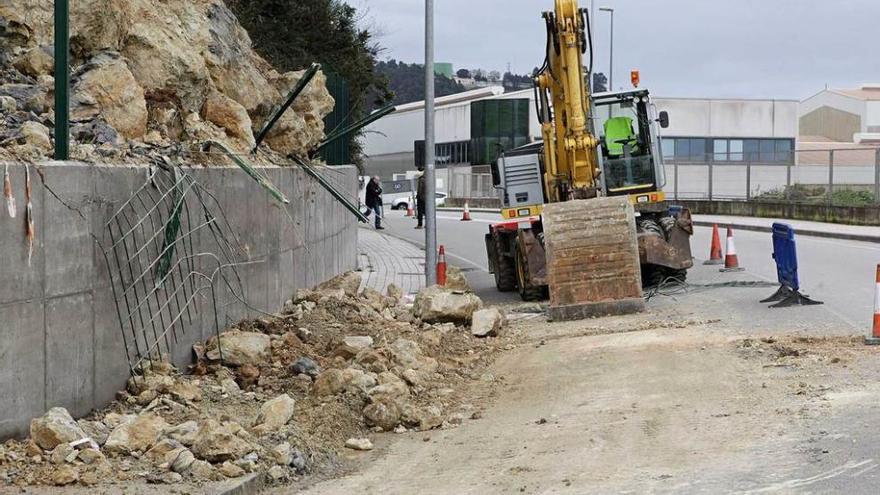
[363,87,800,183]
[800,84,880,145]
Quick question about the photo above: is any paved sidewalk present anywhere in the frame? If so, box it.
[358,226,426,296]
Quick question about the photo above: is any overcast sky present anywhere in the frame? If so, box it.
[349,0,880,100]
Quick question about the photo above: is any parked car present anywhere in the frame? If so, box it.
[391,192,447,210]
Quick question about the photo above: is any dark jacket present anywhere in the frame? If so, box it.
[365,180,382,208]
[416,174,426,201]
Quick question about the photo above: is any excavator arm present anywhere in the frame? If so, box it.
[535,0,600,203]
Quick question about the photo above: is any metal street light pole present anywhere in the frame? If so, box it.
[424,0,438,286]
[54,0,70,160]
[599,7,614,92]
[600,7,614,120]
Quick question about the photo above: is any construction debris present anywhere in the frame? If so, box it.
[0,0,334,164]
[0,274,513,489]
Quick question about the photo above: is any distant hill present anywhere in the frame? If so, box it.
[375,60,467,107]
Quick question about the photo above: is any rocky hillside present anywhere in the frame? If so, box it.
[0,0,334,164]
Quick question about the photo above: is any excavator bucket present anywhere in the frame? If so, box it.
[542,197,645,321]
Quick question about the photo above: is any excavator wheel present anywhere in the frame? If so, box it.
[492,233,517,292]
[515,236,546,301]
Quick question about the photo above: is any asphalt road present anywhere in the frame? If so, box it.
[380,208,875,333]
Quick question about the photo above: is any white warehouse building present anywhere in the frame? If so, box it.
[362,87,800,191]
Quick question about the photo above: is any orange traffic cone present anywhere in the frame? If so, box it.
[436,246,448,286]
[461,202,472,221]
[720,227,745,272]
[703,224,724,265]
[867,265,880,345]
[405,197,414,217]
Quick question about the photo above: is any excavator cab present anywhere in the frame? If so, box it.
[593,89,669,204]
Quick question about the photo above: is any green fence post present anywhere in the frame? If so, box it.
[54,0,70,160]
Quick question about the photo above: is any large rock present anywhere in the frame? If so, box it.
[30,407,87,450]
[104,413,168,455]
[389,339,439,373]
[71,52,147,140]
[471,308,506,337]
[20,121,51,150]
[316,271,361,298]
[202,90,255,147]
[252,394,296,434]
[445,266,472,292]
[13,46,53,77]
[363,401,400,431]
[191,420,253,463]
[205,330,271,366]
[290,357,320,378]
[413,285,483,324]
[312,367,377,396]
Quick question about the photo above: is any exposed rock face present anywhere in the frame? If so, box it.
[30,408,87,450]
[71,52,148,140]
[0,0,334,159]
[413,286,483,324]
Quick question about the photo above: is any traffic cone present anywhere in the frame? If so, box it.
[436,245,448,286]
[703,224,723,265]
[461,202,472,221]
[867,265,880,345]
[405,197,414,217]
[719,227,745,272]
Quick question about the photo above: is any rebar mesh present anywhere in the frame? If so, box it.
[95,164,248,376]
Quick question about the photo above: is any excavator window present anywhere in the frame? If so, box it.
[595,95,657,193]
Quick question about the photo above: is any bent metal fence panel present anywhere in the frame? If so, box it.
[95,165,248,377]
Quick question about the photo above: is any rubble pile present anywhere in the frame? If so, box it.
[0,0,334,164]
[0,273,513,489]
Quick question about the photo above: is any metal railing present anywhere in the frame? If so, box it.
[445,148,880,208]
[667,148,880,207]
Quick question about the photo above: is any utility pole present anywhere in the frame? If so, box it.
[54,0,70,160]
[600,7,614,92]
[424,0,437,286]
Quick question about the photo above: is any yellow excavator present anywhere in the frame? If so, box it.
[485,0,693,310]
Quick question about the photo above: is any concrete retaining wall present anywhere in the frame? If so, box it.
[0,162,359,438]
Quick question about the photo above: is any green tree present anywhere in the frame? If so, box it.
[375,60,468,106]
[227,0,392,164]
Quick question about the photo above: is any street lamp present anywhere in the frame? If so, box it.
[599,7,614,92]
[424,0,437,285]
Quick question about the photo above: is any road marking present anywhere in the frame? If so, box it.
[741,459,876,493]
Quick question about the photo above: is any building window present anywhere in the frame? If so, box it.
[729,140,744,161]
[713,140,728,161]
[664,137,793,164]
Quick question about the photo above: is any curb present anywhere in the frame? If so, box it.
[692,220,880,243]
[435,207,880,244]
[437,207,499,214]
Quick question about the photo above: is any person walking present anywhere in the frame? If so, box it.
[365,176,384,230]
[415,172,426,229]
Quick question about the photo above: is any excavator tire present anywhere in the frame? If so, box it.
[493,233,517,292]
[515,235,546,301]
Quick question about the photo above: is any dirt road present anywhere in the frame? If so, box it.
[296,308,880,494]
